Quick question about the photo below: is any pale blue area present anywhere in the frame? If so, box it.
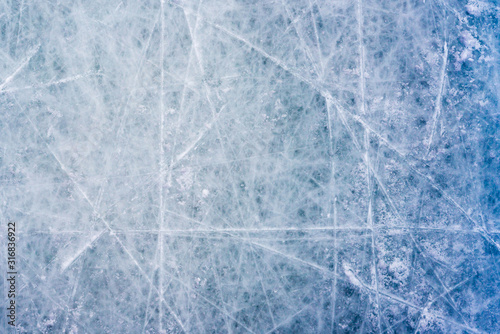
[0,0,499,333]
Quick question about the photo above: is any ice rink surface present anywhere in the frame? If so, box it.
[1,0,499,332]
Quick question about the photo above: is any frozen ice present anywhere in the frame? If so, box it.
[1,0,499,333]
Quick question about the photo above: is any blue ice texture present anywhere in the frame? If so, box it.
[0,0,499,333]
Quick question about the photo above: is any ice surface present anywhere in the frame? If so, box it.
[1,0,499,333]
